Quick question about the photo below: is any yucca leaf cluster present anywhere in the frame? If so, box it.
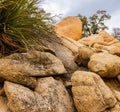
[0,0,53,55]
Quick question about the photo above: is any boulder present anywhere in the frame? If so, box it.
[39,36,82,72]
[0,59,37,88]
[4,78,75,112]
[109,42,120,56]
[0,96,10,112]
[71,71,116,112]
[50,41,79,72]
[93,40,120,56]
[78,34,104,47]
[79,30,118,46]
[104,79,120,112]
[55,16,82,40]
[74,46,95,66]
[99,30,115,42]
[93,43,120,56]
[0,51,67,88]
[35,77,75,112]
[5,50,67,76]
[59,37,84,54]
[4,81,38,112]
[78,30,120,56]
[88,52,120,77]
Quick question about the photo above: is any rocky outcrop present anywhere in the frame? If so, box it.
[71,71,116,112]
[88,52,120,78]
[35,77,75,112]
[103,79,120,112]
[0,18,120,112]
[99,30,117,42]
[0,51,66,88]
[39,35,83,72]
[78,34,104,47]
[5,50,67,76]
[55,16,82,40]
[4,77,75,112]
[78,30,120,56]
[74,46,95,66]
[4,81,39,112]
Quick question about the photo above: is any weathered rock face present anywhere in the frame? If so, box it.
[0,58,37,88]
[99,30,115,42]
[0,96,10,112]
[0,51,66,88]
[79,30,120,56]
[79,30,118,46]
[74,47,95,66]
[5,50,67,76]
[88,52,120,78]
[71,71,116,112]
[78,34,104,47]
[4,81,38,112]
[35,77,75,112]
[59,37,84,54]
[93,43,120,56]
[4,77,75,112]
[55,16,82,40]
[39,36,84,72]
[50,41,79,72]
[104,79,120,112]
[0,20,120,112]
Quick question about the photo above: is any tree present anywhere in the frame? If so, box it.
[0,0,54,56]
[112,27,120,40]
[78,10,111,37]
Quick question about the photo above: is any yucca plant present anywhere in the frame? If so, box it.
[0,0,53,56]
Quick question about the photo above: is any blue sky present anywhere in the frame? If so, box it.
[42,0,120,33]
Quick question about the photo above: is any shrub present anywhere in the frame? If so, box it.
[78,10,111,37]
[0,0,53,55]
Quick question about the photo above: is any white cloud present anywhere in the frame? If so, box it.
[41,0,120,33]
[106,10,120,33]
[41,0,71,16]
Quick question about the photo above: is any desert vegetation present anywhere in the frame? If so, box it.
[0,0,54,56]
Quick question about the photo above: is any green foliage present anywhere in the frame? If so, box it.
[0,0,53,55]
[78,10,111,37]
[112,27,120,40]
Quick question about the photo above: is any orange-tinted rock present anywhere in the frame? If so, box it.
[78,30,120,56]
[78,34,104,47]
[55,16,82,40]
[88,52,120,78]
[71,71,116,112]
[99,30,115,42]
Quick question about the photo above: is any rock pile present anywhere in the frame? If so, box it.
[0,16,120,112]
[74,30,120,112]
